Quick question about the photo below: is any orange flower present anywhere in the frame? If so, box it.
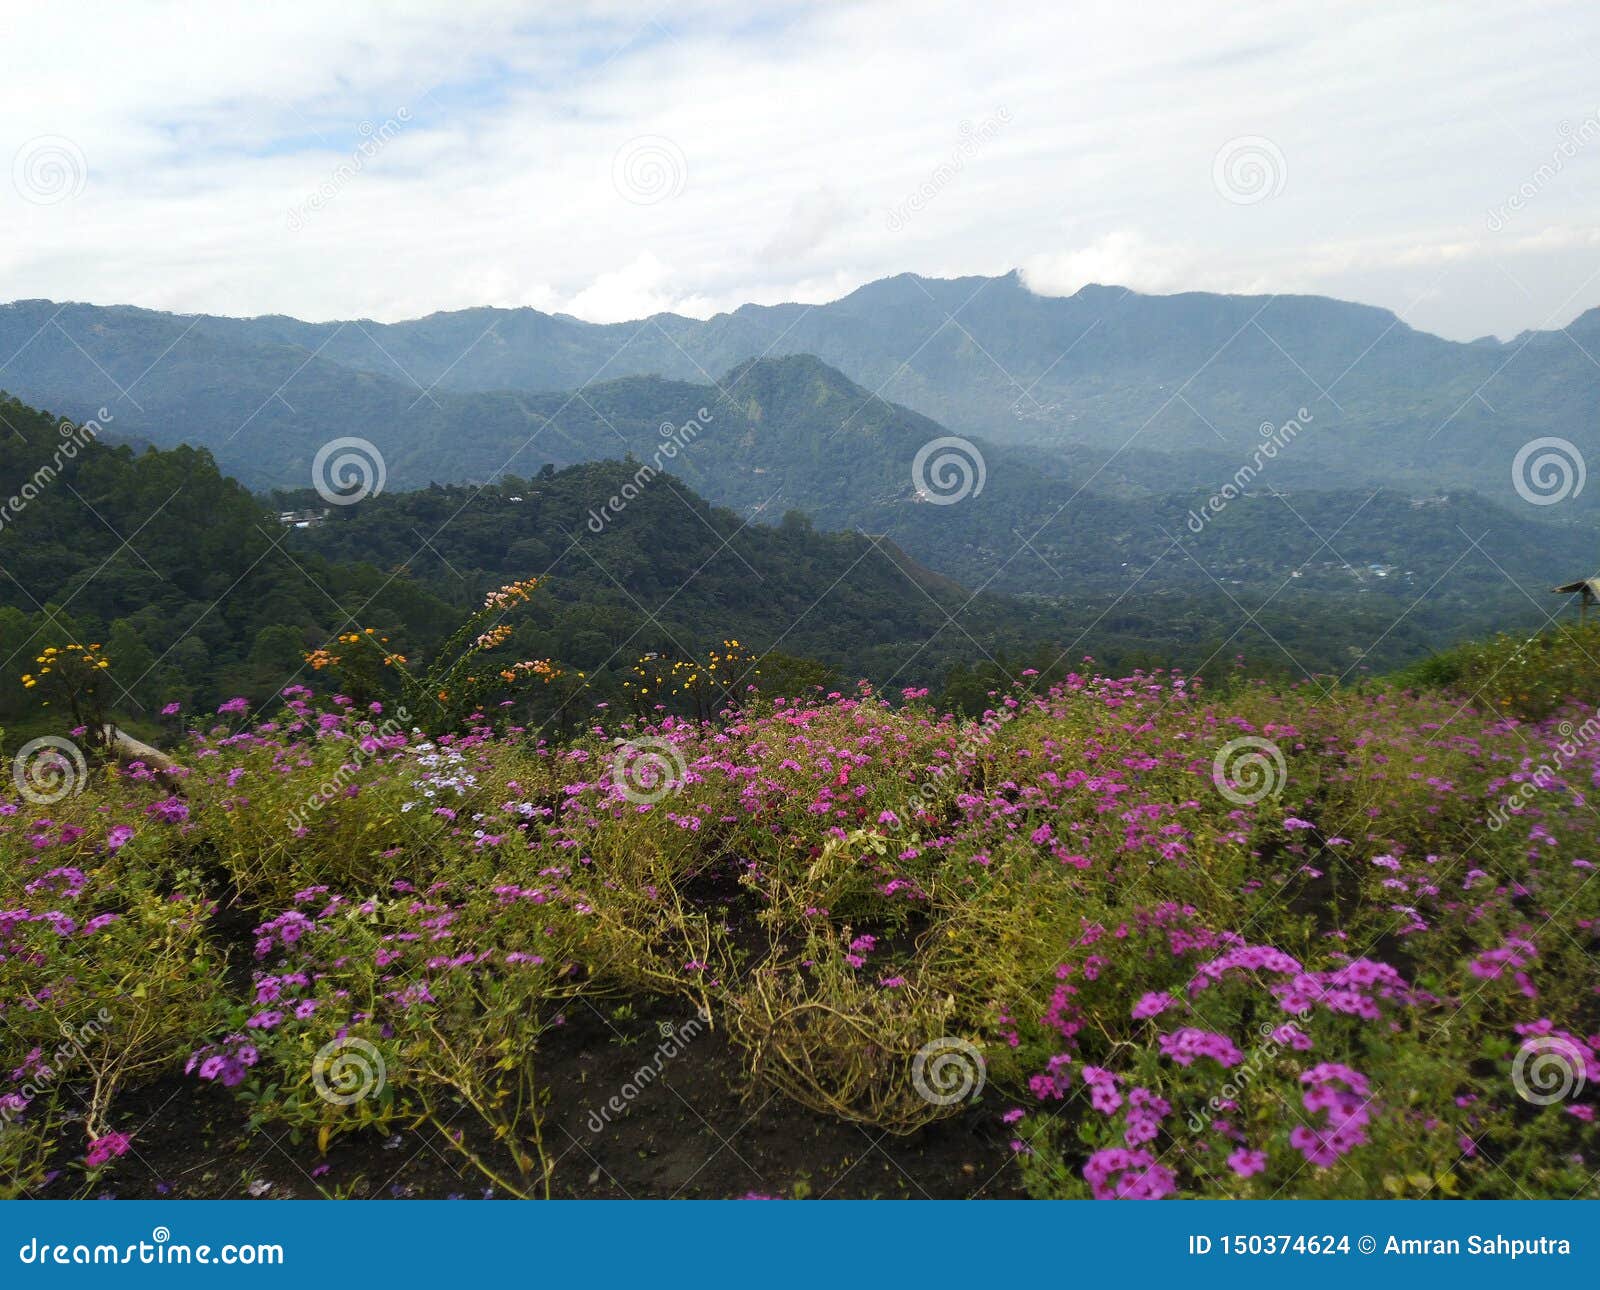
[482,577,540,610]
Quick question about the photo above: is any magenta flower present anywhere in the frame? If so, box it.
[1227,1148,1267,1178]
[85,1133,132,1168]
[1131,991,1175,1020]
[1158,1027,1244,1068]
[1083,1147,1177,1199]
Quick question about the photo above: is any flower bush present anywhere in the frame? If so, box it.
[2,626,1596,1198]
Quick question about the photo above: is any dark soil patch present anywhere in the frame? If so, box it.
[31,997,1024,1200]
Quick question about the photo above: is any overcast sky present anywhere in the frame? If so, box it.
[4,0,1600,340]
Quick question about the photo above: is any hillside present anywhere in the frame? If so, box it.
[3,383,1588,745]
[5,274,1600,509]
[0,393,1066,730]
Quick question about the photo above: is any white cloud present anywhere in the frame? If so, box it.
[1022,233,1209,298]
[2,0,1599,339]
[564,252,711,323]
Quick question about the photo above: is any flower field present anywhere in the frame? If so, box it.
[3,625,1598,1200]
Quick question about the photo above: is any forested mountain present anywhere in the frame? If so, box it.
[277,467,1598,687]
[4,273,1599,510]
[7,390,1576,745]
[0,393,1060,732]
[0,395,456,732]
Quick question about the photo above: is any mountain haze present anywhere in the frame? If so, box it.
[4,273,1598,512]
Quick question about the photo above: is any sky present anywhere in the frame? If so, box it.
[4,0,1600,341]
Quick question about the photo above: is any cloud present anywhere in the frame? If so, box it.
[3,0,1599,340]
[564,252,716,323]
[1021,233,1208,298]
[760,187,857,263]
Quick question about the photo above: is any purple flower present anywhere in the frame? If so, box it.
[1158,1027,1244,1069]
[85,1133,132,1168]
[1227,1148,1267,1178]
[1083,1147,1177,1200]
[1131,991,1175,1020]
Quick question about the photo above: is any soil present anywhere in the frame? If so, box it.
[35,996,1026,1200]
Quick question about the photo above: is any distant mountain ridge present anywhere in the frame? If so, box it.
[3,272,1600,550]
[2,272,1598,516]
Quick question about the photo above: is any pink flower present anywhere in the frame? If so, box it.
[85,1133,132,1168]
[1158,1027,1244,1069]
[1083,1147,1177,1199]
[1227,1148,1267,1178]
[1132,991,1175,1020]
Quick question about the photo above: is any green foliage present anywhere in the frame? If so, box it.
[1392,621,1600,719]
[0,394,458,732]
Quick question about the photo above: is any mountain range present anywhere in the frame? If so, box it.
[2,273,1596,643]
[4,272,1598,511]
